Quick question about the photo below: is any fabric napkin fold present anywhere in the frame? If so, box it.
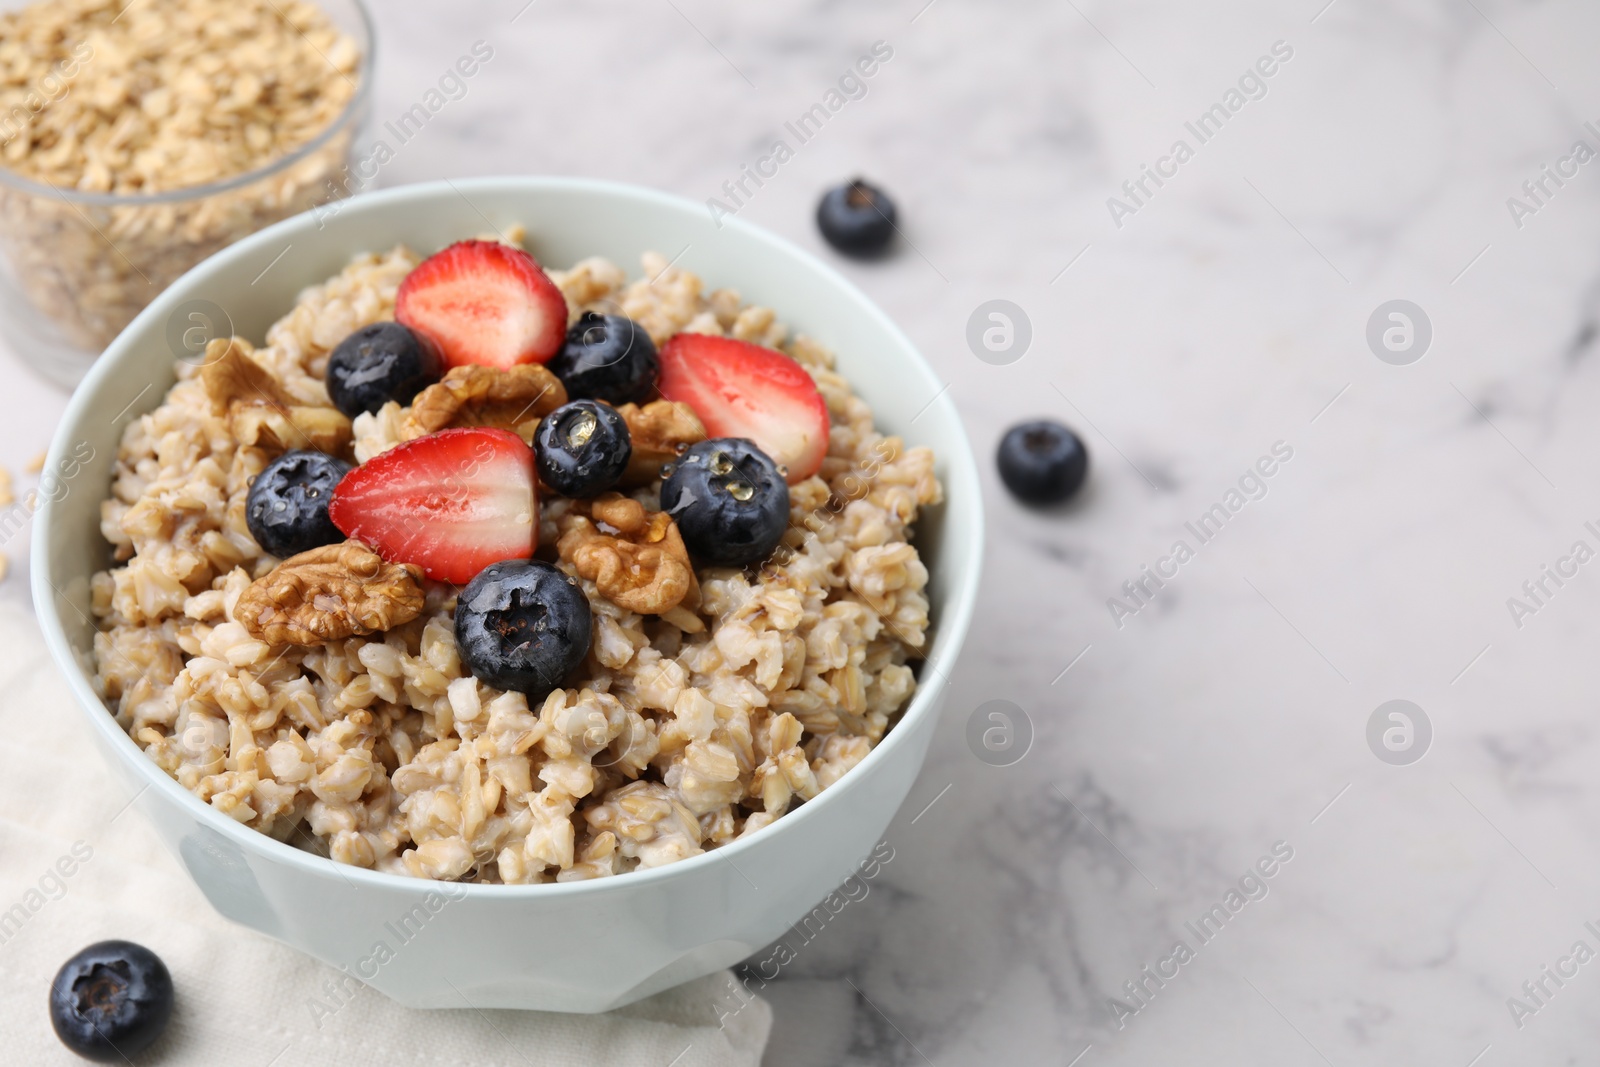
[0,598,771,1065]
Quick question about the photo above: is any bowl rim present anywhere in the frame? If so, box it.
[0,0,375,207]
[32,175,984,898]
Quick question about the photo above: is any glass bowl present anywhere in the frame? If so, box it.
[0,0,375,389]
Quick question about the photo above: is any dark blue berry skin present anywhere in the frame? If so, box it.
[660,438,789,567]
[455,560,593,695]
[50,940,174,1063]
[246,450,351,558]
[816,179,896,257]
[534,400,632,498]
[550,312,659,405]
[326,321,440,418]
[997,420,1088,506]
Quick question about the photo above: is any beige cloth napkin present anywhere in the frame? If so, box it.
[0,598,771,1065]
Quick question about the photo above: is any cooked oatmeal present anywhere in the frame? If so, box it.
[91,236,940,883]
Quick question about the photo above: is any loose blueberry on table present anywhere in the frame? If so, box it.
[455,559,593,694]
[49,940,173,1063]
[533,399,632,498]
[325,321,441,418]
[997,419,1089,505]
[549,311,659,405]
[245,449,350,558]
[816,178,897,257]
[662,438,791,567]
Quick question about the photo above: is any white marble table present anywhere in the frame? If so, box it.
[10,0,1600,1062]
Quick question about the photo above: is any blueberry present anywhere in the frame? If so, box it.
[997,420,1088,505]
[660,438,789,567]
[816,179,897,257]
[50,940,173,1063]
[326,321,440,418]
[534,400,632,498]
[246,449,351,558]
[454,560,593,695]
[550,312,659,405]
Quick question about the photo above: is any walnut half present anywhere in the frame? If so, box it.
[616,401,705,487]
[234,541,424,646]
[556,494,695,615]
[201,337,351,454]
[401,364,568,441]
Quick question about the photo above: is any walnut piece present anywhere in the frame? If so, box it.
[556,493,695,615]
[617,401,706,487]
[401,364,568,441]
[235,541,424,646]
[201,337,351,453]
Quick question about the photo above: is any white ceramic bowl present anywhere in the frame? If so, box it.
[32,177,982,1012]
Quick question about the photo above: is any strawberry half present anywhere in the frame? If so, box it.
[329,428,537,584]
[656,334,830,483]
[395,240,568,370]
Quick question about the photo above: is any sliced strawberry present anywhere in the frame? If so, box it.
[329,428,537,584]
[656,334,830,483]
[395,240,568,370]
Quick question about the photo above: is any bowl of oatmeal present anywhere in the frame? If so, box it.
[32,177,982,1011]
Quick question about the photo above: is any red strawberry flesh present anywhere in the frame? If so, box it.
[395,240,568,370]
[329,427,537,584]
[656,334,830,483]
